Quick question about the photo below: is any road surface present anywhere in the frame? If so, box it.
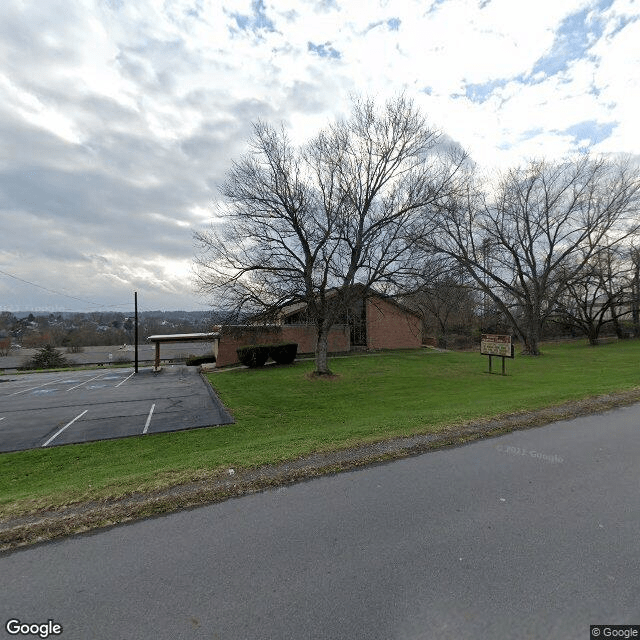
[1,403,639,639]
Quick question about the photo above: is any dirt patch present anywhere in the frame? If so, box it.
[2,387,640,552]
[304,371,341,381]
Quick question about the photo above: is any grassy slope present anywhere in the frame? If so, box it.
[1,340,639,518]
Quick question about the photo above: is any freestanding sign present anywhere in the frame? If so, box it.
[481,334,514,375]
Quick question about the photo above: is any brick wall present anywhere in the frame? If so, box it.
[366,297,422,350]
[214,297,420,366]
[215,324,350,367]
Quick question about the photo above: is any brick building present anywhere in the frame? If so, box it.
[214,289,422,367]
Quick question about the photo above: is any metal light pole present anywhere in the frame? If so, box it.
[134,291,139,373]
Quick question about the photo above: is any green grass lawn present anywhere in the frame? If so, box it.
[2,340,640,519]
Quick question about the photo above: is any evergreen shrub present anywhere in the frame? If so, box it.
[20,344,72,370]
[236,345,271,368]
[269,343,298,365]
[186,354,217,366]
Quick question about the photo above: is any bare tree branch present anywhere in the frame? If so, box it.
[194,94,467,373]
[428,155,640,354]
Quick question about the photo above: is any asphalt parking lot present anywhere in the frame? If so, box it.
[0,365,233,453]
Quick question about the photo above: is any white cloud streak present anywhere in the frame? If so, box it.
[0,0,637,310]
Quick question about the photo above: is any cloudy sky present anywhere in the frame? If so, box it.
[0,0,638,313]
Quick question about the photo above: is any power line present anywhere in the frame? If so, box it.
[0,268,130,308]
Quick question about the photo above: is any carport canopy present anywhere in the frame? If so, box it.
[147,332,220,370]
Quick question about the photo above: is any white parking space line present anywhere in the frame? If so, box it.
[67,374,107,391]
[143,404,156,434]
[8,380,60,397]
[42,410,88,447]
[115,371,135,388]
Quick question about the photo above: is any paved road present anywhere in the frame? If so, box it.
[1,404,639,639]
[0,366,233,452]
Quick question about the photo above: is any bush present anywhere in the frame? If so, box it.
[20,344,72,370]
[236,345,271,368]
[186,354,217,366]
[235,343,299,367]
[269,343,298,365]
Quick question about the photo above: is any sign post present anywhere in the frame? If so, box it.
[481,334,514,375]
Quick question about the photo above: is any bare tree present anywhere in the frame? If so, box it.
[554,247,631,345]
[628,245,640,337]
[599,247,630,339]
[0,337,10,356]
[406,260,478,348]
[194,95,467,374]
[432,155,640,355]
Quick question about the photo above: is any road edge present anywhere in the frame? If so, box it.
[2,387,640,552]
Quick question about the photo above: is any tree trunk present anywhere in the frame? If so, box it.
[521,323,541,355]
[520,299,544,355]
[587,325,600,346]
[521,336,540,355]
[314,322,333,375]
[633,271,640,338]
[611,310,625,339]
[438,318,447,350]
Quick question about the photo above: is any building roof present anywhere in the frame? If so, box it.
[278,286,422,321]
[147,332,220,343]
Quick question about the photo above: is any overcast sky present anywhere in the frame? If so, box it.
[0,0,638,313]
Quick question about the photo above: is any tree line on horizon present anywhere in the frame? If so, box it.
[0,310,218,354]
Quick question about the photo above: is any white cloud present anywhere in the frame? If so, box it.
[590,10,640,154]
[0,0,638,310]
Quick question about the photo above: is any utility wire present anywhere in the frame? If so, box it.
[0,268,130,308]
